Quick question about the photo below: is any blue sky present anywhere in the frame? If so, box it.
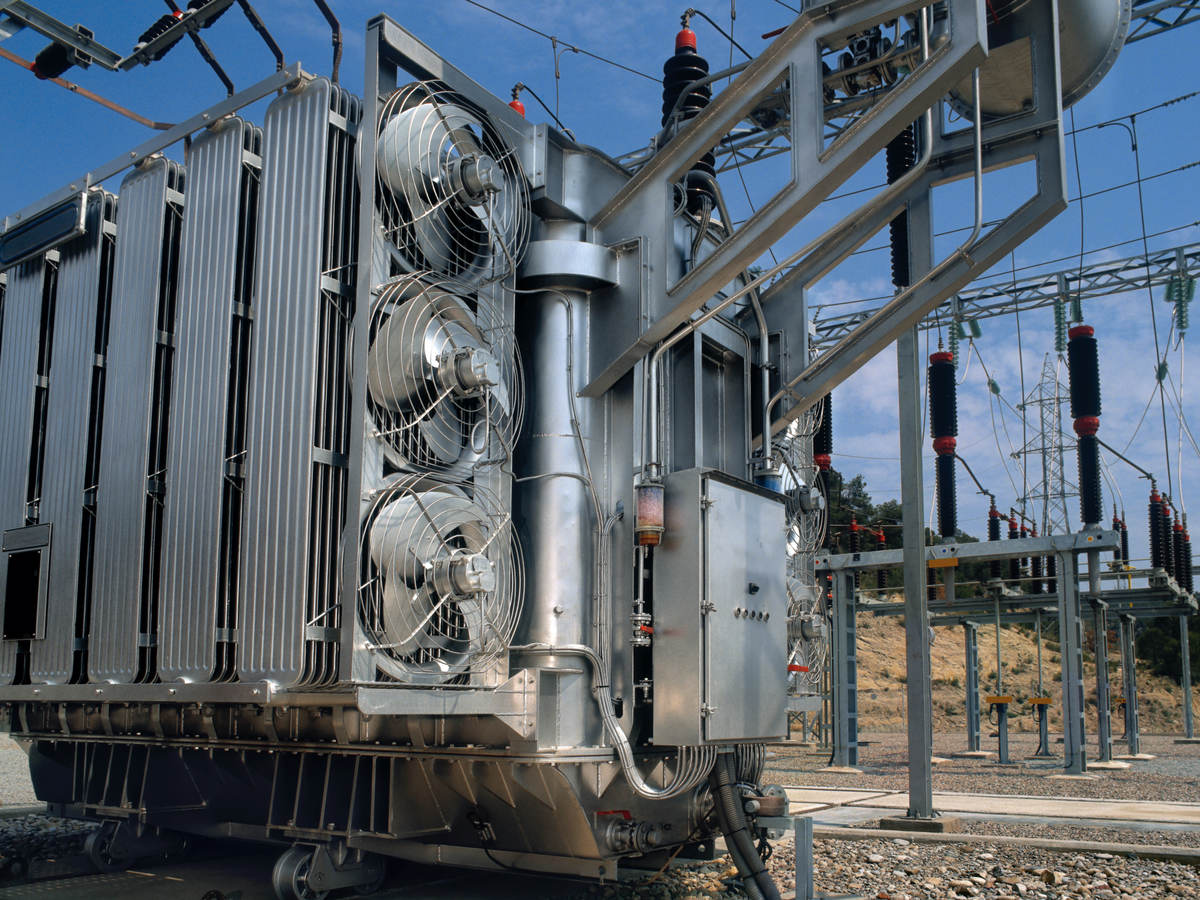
[1,1,1196,570]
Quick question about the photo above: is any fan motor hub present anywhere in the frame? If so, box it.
[433,551,497,597]
[438,345,501,396]
[452,153,503,202]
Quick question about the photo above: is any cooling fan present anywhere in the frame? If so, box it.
[366,273,522,474]
[359,477,522,684]
[376,81,529,284]
[787,575,829,688]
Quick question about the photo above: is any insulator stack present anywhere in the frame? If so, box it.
[1019,523,1031,588]
[1119,517,1130,565]
[1054,298,1068,353]
[814,393,833,468]
[1183,520,1194,593]
[1174,517,1186,587]
[1046,553,1058,595]
[988,506,1003,580]
[661,27,716,214]
[929,351,957,539]
[1162,504,1176,580]
[1030,527,1044,594]
[1150,490,1165,569]
[1112,513,1124,562]
[1067,325,1102,525]
[1007,516,1020,583]
[873,530,887,591]
[886,123,917,288]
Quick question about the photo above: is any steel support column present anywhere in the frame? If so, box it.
[830,570,859,768]
[899,326,933,816]
[1092,599,1113,762]
[1056,550,1087,774]
[1119,614,1141,756]
[964,623,981,753]
[1181,616,1194,740]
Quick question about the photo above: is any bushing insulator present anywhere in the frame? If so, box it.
[814,393,833,458]
[886,123,917,289]
[1174,520,1186,586]
[1031,551,1044,594]
[1077,433,1102,526]
[1162,506,1176,579]
[1120,519,1130,565]
[936,454,956,538]
[1067,325,1102,419]
[662,32,716,214]
[928,352,958,439]
[1184,531,1194,593]
[1008,517,1020,582]
[1150,493,1164,569]
[988,508,1002,580]
[1046,554,1058,594]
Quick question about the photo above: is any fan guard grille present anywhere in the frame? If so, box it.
[375,81,530,285]
[358,476,523,684]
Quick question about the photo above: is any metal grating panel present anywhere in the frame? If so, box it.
[0,260,46,684]
[160,118,261,684]
[89,160,184,684]
[238,78,359,686]
[28,195,117,684]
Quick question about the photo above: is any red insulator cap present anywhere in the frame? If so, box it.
[1031,526,1039,537]
[932,435,957,455]
[1068,324,1095,339]
[1020,525,1028,536]
[1175,521,1184,532]
[1073,415,1100,436]
[990,507,1003,518]
[1151,489,1160,500]
[814,452,831,471]
[850,518,860,531]
[930,351,954,364]
[675,27,697,50]
[508,98,526,117]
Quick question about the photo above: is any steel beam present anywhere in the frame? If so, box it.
[819,531,1119,572]
[1092,600,1113,762]
[1128,0,1200,41]
[964,623,981,753]
[1119,614,1141,755]
[830,570,859,768]
[1057,550,1088,774]
[0,1,123,69]
[1181,616,1194,739]
[899,326,933,817]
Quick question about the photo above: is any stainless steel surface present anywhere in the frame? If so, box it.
[652,469,787,746]
[1057,550,1088,773]
[89,159,182,685]
[238,77,359,686]
[28,193,114,685]
[159,117,261,684]
[0,258,45,683]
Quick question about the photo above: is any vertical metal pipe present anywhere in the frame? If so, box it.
[830,571,858,768]
[794,816,814,900]
[513,222,599,748]
[1119,614,1141,755]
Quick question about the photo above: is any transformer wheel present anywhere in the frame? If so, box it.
[272,846,328,900]
[84,822,128,873]
[352,858,387,895]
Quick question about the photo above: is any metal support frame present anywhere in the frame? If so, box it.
[1092,599,1113,762]
[1057,549,1088,774]
[899,327,933,816]
[0,1,123,69]
[794,816,814,900]
[580,0,987,399]
[830,570,859,768]
[964,623,981,753]
[1183,616,1195,740]
[1034,610,1053,757]
[1119,614,1141,755]
[1127,0,1200,41]
[991,699,1011,764]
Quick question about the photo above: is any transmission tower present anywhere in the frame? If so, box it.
[1018,353,1076,535]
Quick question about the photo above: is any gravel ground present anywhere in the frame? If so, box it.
[947,820,1200,848]
[0,738,35,807]
[577,836,1200,899]
[764,732,1200,802]
[0,814,94,877]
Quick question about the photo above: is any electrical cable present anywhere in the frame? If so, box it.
[164,0,233,96]
[511,82,576,139]
[460,0,657,81]
[687,7,753,60]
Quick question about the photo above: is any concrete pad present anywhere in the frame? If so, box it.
[1045,773,1104,781]
[929,756,950,764]
[1086,759,1132,770]
[949,750,995,759]
[823,765,863,774]
[878,814,961,833]
[1114,753,1157,760]
[1176,738,1200,744]
[845,790,1200,825]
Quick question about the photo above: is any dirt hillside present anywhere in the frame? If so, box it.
[854,611,1198,734]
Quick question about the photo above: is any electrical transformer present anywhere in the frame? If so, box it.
[0,1,1123,896]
